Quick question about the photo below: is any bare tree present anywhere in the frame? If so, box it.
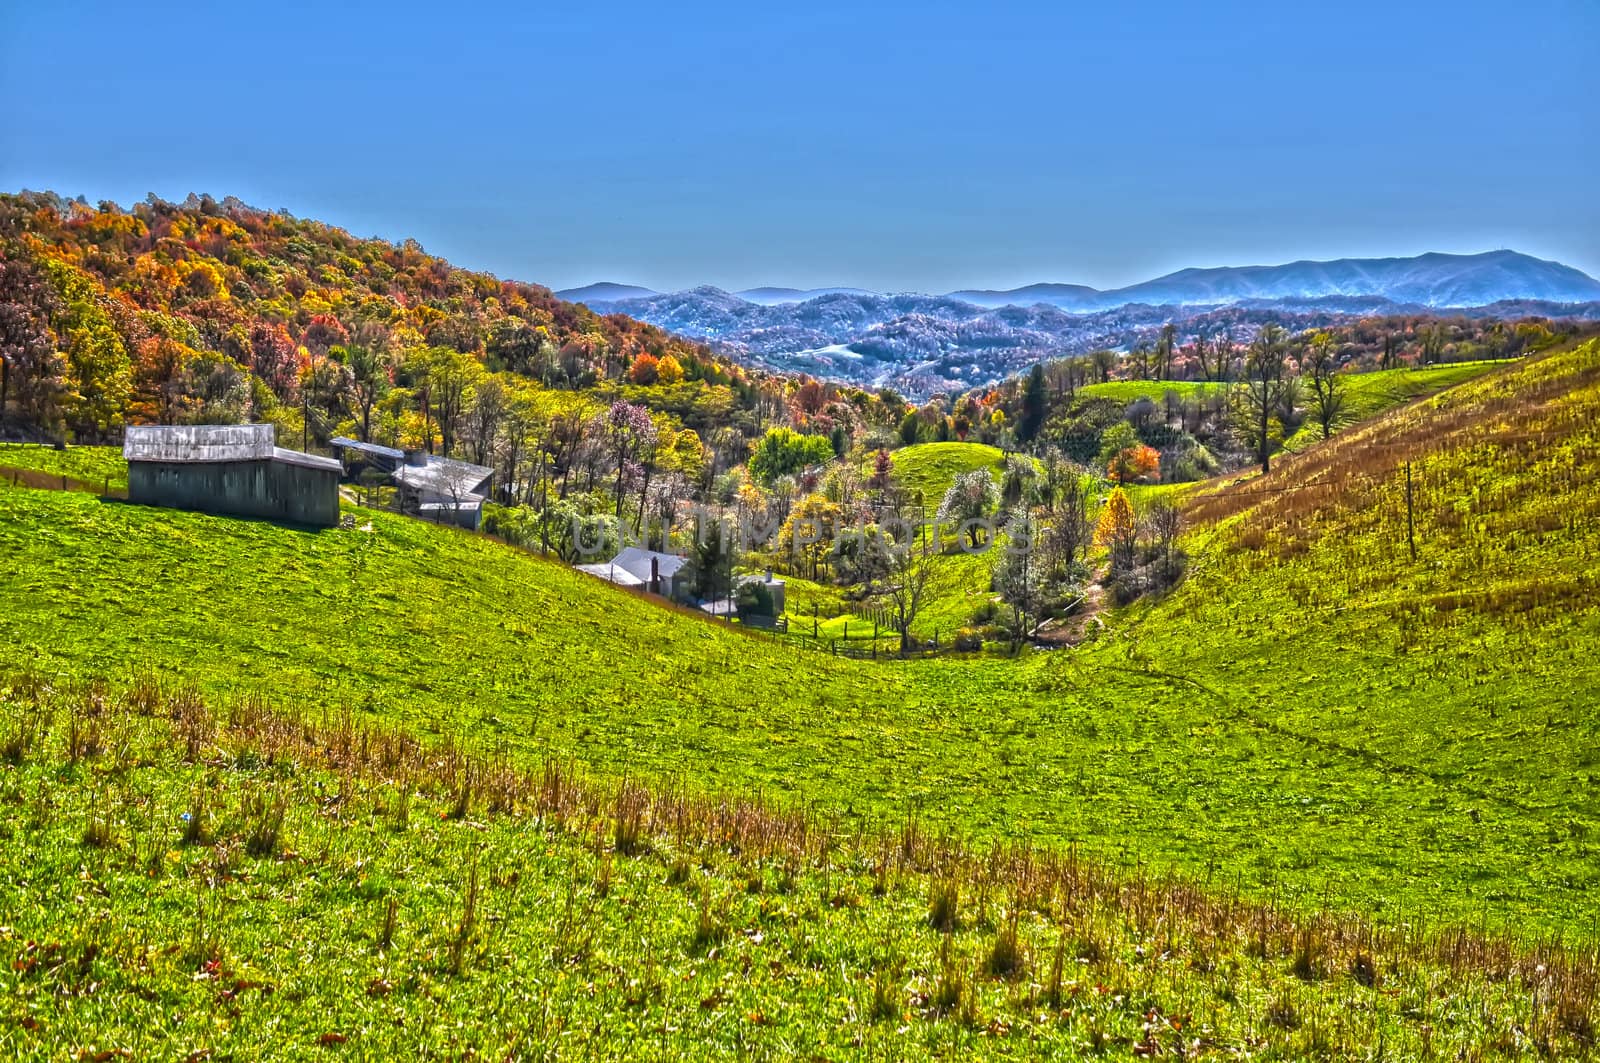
[1304,332,1346,440]
[1198,332,1237,383]
[1156,322,1177,380]
[880,534,941,654]
[464,376,506,466]
[1042,474,1093,573]
[994,509,1042,652]
[1235,324,1291,474]
[1144,498,1183,583]
[1091,349,1115,384]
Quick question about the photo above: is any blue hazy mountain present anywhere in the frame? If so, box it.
[1101,251,1600,309]
[555,282,658,304]
[946,282,1102,310]
[576,251,1600,315]
[737,286,878,305]
[563,251,1600,397]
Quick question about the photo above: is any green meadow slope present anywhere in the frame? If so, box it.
[0,344,1597,935]
[1103,341,1600,853]
[881,440,1009,504]
[3,683,1590,1060]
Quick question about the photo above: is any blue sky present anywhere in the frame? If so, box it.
[3,0,1596,293]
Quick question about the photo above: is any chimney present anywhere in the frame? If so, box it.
[403,449,428,468]
[650,555,661,594]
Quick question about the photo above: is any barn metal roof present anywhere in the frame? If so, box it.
[609,547,688,583]
[272,447,343,473]
[124,424,274,463]
[123,424,340,472]
[331,437,406,460]
[575,562,647,588]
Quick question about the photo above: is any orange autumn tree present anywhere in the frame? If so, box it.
[629,353,659,384]
[1108,443,1160,483]
[1094,486,1138,572]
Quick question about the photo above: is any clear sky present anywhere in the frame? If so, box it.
[4,0,1596,294]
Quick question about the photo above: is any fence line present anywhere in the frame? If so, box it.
[0,464,125,498]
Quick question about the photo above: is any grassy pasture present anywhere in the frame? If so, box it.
[0,346,1596,939]
[880,441,1009,506]
[0,443,128,492]
[2,340,1598,934]
[1,679,1592,1060]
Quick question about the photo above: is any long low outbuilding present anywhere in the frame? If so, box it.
[124,424,342,526]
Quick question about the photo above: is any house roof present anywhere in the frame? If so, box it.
[609,547,688,584]
[331,437,405,461]
[418,496,485,512]
[392,456,493,498]
[124,424,339,472]
[575,562,646,588]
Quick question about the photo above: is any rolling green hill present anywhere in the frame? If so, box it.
[2,345,1597,936]
[880,441,1009,504]
[1110,340,1600,846]
[1280,360,1512,450]
[3,341,1599,1058]
[0,442,129,491]
[3,680,1588,1060]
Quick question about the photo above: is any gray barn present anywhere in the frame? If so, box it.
[124,424,342,526]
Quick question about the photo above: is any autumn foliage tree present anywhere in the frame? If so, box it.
[0,190,754,441]
[1094,487,1137,573]
[655,353,684,385]
[1107,443,1160,484]
[0,254,67,433]
[629,353,660,384]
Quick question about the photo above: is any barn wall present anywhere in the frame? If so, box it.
[127,459,340,526]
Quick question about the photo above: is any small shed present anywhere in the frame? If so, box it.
[578,547,690,599]
[329,438,494,531]
[124,424,341,527]
[392,452,494,530]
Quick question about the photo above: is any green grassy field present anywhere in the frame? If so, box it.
[881,441,1008,505]
[0,442,128,492]
[1281,360,1511,451]
[1076,380,1214,404]
[2,349,1598,936]
[2,345,1599,1056]
[5,682,1590,1059]
[1074,361,1508,420]
[1116,343,1600,851]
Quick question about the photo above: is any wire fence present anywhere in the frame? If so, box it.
[0,463,125,498]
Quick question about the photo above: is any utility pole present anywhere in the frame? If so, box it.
[1405,462,1417,562]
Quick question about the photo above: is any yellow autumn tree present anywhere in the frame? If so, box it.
[655,353,685,384]
[1094,486,1137,572]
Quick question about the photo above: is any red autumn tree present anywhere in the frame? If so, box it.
[1107,443,1160,484]
[629,352,659,384]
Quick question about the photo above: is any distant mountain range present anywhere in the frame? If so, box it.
[557,251,1600,396]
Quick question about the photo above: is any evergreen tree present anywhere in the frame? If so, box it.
[1018,363,1047,444]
